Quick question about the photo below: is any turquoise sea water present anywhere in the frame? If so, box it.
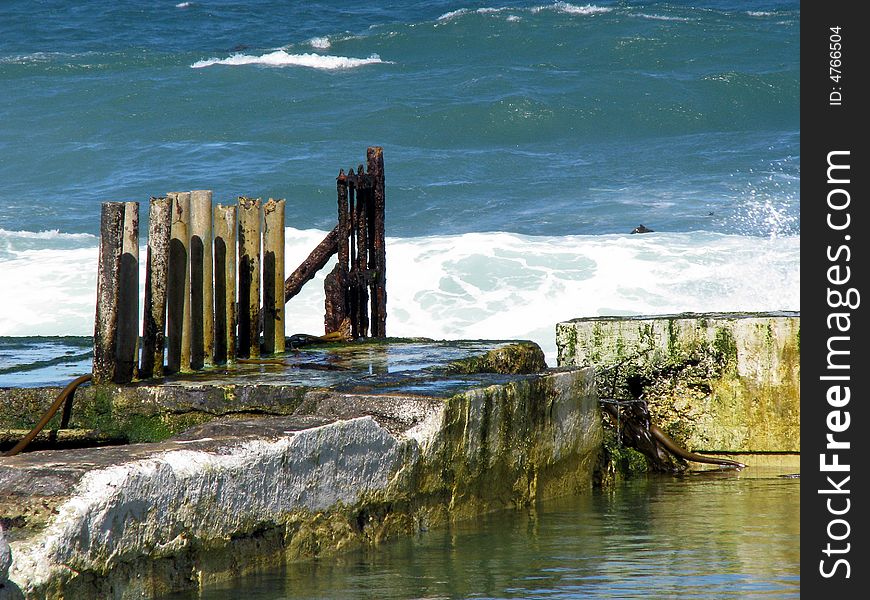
[0,0,799,365]
[0,4,801,596]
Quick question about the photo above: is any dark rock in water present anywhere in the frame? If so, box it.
[229,44,250,53]
[631,224,654,234]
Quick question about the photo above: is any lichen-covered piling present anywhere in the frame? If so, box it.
[237,197,261,358]
[166,192,192,373]
[190,190,214,369]
[262,198,286,354]
[140,197,172,379]
[213,204,237,364]
[114,201,139,383]
[92,202,125,384]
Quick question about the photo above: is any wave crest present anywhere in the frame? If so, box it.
[191,51,391,70]
[0,229,96,241]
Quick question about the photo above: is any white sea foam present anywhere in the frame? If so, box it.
[439,3,607,23]
[308,36,332,49]
[436,7,514,23]
[747,11,775,17]
[0,229,96,241]
[532,3,613,16]
[191,51,390,70]
[0,228,800,365]
[630,13,693,22]
[437,9,470,21]
[175,2,192,8]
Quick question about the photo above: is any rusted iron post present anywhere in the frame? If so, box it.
[213,204,237,364]
[324,264,346,334]
[367,146,387,337]
[93,202,125,384]
[337,170,350,274]
[114,201,139,383]
[140,196,172,379]
[166,192,192,373]
[354,165,370,338]
[190,190,214,369]
[345,169,360,337]
[237,197,261,358]
[263,198,286,354]
[284,225,338,303]
[324,170,350,335]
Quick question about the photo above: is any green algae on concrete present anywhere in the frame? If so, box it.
[0,340,544,449]
[556,312,800,455]
[0,341,602,599]
[444,341,547,375]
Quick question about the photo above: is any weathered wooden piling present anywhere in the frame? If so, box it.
[214,204,237,364]
[166,192,192,373]
[190,190,214,369]
[262,198,286,354]
[140,197,172,379]
[114,201,140,383]
[237,197,261,358]
[93,202,126,384]
[367,146,387,337]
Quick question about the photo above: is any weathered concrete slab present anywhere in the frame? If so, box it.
[0,340,600,599]
[556,312,799,454]
[0,340,546,449]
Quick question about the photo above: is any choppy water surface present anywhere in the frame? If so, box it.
[166,468,799,599]
[0,1,800,363]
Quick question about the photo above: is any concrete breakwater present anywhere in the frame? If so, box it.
[0,340,601,599]
[556,312,800,469]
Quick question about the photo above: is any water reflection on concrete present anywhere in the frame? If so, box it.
[167,467,799,599]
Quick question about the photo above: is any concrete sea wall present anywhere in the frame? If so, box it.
[0,342,601,599]
[556,312,800,458]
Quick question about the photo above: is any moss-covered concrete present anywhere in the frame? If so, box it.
[556,312,800,454]
[444,341,547,375]
[0,340,545,449]
[0,340,601,599]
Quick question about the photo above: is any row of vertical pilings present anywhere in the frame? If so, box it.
[93,194,286,384]
[92,147,387,385]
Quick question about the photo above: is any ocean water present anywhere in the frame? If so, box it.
[0,0,799,372]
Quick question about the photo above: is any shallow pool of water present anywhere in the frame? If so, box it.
[165,467,799,599]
